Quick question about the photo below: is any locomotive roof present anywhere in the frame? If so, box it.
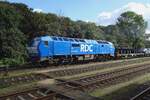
[37,35,111,44]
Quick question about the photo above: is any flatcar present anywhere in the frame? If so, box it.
[115,47,150,58]
[27,36,115,63]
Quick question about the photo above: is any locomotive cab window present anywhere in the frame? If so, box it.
[52,37,57,40]
[69,38,74,41]
[63,38,69,41]
[58,38,63,41]
[79,39,85,42]
[75,39,79,42]
[44,41,48,47]
[72,44,80,47]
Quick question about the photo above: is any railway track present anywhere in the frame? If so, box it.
[0,88,54,100]
[3,58,150,88]
[60,63,150,92]
[1,62,150,100]
[41,57,150,78]
[0,60,130,88]
[1,57,150,74]
[0,73,49,88]
[45,64,109,78]
[130,87,150,100]
[0,85,99,100]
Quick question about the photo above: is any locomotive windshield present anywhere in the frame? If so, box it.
[32,38,40,47]
[27,38,40,56]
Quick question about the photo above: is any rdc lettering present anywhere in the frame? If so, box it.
[80,44,93,52]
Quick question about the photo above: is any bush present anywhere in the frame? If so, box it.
[0,58,24,66]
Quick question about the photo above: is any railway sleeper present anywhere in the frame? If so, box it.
[45,87,100,100]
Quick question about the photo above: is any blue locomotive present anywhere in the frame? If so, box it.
[28,36,115,62]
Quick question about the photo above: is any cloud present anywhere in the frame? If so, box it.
[33,8,43,13]
[97,2,150,33]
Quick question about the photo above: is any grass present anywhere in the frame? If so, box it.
[0,76,41,90]
[90,72,150,100]
[0,71,34,78]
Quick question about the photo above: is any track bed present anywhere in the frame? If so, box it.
[1,61,150,100]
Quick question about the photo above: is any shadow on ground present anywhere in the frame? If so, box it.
[101,82,150,100]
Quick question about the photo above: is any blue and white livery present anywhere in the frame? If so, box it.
[28,36,115,62]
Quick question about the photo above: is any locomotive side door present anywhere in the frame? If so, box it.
[47,41,53,57]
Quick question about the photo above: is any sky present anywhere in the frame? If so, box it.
[8,0,150,33]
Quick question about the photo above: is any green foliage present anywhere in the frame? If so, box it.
[101,25,120,46]
[0,58,23,66]
[0,28,27,59]
[0,1,27,65]
[117,11,147,48]
[144,40,150,48]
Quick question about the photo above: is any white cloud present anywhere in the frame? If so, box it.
[146,30,150,34]
[33,8,43,13]
[97,2,150,33]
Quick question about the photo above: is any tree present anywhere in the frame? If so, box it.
[102,25,120,46]
[117,11,147,48]
[0,2,27,64]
